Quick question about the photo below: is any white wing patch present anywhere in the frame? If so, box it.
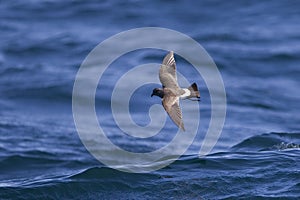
[180,88,191,99]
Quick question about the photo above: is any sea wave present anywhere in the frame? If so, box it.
[232,132,300,152]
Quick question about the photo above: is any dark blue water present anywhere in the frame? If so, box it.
[1,0,300,199]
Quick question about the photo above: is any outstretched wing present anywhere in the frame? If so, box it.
[159,51,180,90]
[162,95,185,131]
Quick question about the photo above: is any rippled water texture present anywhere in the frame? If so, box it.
[0,0,299,199]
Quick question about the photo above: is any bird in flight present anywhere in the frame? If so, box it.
[151,51,200,131]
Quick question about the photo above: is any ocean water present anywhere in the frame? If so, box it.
[0,0,300,199]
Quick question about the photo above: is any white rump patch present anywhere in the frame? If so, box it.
[180,88,191,99]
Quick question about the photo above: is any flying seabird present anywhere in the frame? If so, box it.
[151,51,200,131]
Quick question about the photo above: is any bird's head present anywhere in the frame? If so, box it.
[151,88,164,98]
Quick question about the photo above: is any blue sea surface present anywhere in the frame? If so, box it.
[0,0,300,199]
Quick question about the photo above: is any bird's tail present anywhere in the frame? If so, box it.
[187,83,200,99]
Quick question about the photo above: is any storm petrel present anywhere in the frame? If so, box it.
[151,51,200,131]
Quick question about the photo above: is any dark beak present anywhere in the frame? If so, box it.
[151,93,154,97]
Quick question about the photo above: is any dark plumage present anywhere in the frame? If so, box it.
[151,51,200,131]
